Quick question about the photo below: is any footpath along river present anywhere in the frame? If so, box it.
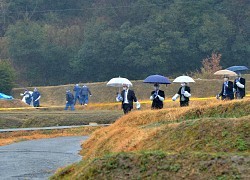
[0,136,88,180]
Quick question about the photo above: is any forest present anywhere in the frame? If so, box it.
[0,0,249,87]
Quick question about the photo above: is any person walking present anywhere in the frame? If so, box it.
[150,83,165,109]
[234,73,246,99]
[116,83,140,114]
[172,82,191,107]
[32,88,41,107]
[216,76,234,100]
[79,84,92,105]
[20,89,33,105]
[73,84,81,105]
[64,89,75,111]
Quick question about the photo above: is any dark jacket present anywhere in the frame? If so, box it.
[66,92,74,103]
[234,78,246,98]
[177,86,191,102]
[219,81,234,100]
[151,90,165,109]
[121,89,137,109]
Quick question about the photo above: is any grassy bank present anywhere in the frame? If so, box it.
[0,126,100,146]
[51,99,250,179]
[52,151,250,180]
[0,110,122,129]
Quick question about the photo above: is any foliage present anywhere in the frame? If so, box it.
[0,0,249,85]
[192,52,222,79]
[0,59,15,94]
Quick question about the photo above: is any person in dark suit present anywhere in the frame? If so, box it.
[116,84,140,114]
[217,76,234,100]
[172,83,191,107]
[234,73,246,99]
[150,83,165,109]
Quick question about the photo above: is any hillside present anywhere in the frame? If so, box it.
[51,100,250,179]
[1,0,249,86]
[11,78,250,106]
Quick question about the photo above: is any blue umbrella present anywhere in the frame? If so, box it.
[143,74,171,84]
[226,66,248,73]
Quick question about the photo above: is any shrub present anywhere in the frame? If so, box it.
[0,59,15,94]
[192,52,222,79]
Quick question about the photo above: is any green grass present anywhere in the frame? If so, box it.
[51,151,249,180]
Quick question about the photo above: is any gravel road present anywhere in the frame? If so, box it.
[0,136,88,180]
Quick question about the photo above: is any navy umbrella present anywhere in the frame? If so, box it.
[143,74,171,84]
[226,66,248,73]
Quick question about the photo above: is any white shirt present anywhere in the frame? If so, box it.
[124,90,129,104]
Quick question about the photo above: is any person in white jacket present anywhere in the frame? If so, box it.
[172,82,191,107]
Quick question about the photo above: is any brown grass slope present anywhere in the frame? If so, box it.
[51,100,250,180]
[81,100,250,159]
[0,110,122,129]
[0,99,29,108]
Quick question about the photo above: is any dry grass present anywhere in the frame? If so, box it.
[0,99,29,108]
[0,110,122,129]
[81,99,250,159]
[0,126,100,146]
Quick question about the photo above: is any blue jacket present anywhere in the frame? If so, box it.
[79,86,91,96]
[32,91,40,101]
[66,92,74,103]
[73,85,81,96]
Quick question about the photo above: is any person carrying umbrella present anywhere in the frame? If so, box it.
[234,73,246,99]
[172,82,191,107]
[226,66,248,99]
[116,83,140,114]
[150,83,165,109]
[20,89,33,105]
[216,76,234,100]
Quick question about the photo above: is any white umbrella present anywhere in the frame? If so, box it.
[214,69,237,76]
[173,76,195,83]
[107,77,132,87]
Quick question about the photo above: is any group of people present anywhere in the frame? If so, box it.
[116,73,246,114]
[20,73,246,113]
[115,82,191,114]
[217,73,246,100]
[20,88,41,107]
[64,84,92,111]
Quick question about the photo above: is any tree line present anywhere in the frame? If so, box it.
[0,0,249,89]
